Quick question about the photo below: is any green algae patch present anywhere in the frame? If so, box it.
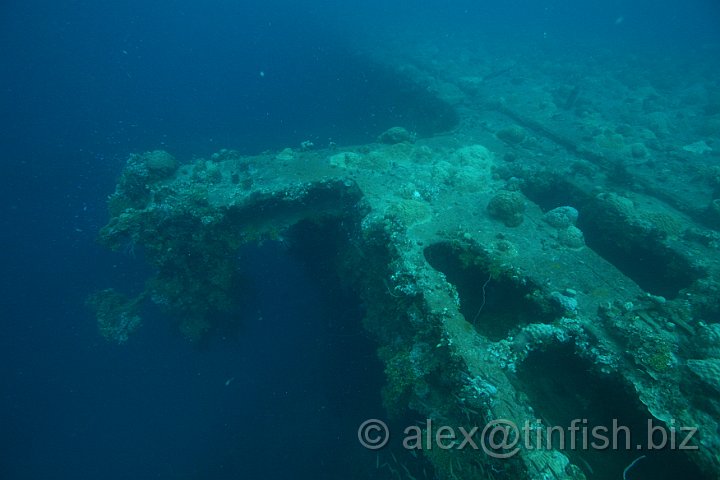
[86,289,144,344]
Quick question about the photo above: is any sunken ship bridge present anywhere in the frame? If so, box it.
[90,57,720,480]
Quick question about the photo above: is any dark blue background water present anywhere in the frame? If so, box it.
[1,1,718,478]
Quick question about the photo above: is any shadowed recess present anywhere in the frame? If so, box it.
[516,344,711,480]
[423,242,554,341]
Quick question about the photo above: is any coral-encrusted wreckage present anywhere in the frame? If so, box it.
[90,49,720,479]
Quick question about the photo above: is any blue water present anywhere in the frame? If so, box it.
[1,1,719,478]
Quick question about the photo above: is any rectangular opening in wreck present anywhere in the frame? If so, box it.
[219,216,386,478]
[521,177,702,299]
[515,344,711,480]
[423,242,556,341]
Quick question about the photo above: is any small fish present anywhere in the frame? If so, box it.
[224,377,234,386]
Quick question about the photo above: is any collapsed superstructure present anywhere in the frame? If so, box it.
[90,42,720,479]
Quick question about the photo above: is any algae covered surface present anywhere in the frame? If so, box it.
[91,37,720,478]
